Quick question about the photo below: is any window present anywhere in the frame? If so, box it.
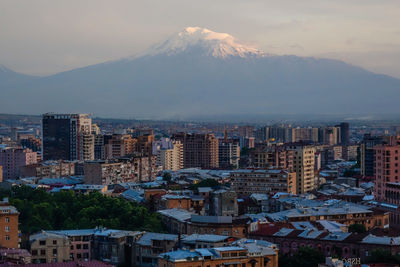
[5,235,10,241]
[53,249,57,255]
[5,217,10,223]
[77,244,81,249]
[53,240,57,245]
[39,240,46,246]
[5,226,9,232]
[40,249,46,255]
[83,244,89,249]
[32,250,37,256]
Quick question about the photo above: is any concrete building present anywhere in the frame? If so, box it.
[20,160,75,178]
[135,232,178,266]
[374,144,400,202]
[249,144,293,169]
[360,134,387,177]
[286,143,316,194]
[84,155,157,185]
[155,139,184,171]
[158,240,279,267]
[231,169,297,195]
[42,113,94,161]
[339,122,350,145]
[218,138,240,169]
[104,134,137,159]
[29,231,71,263]
[0,147,37,179]
[0,198,19,249]
[210,190,238,217]
[172,133,219,169]
[319,126,341,146]
[292,127,319,143]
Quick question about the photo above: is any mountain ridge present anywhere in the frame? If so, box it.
[1,27,400,118]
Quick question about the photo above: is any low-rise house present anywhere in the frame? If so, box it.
[0,248,31,264]
[249,222,400,261]
[181,234,231,249]
[48,229,94,261]
[134,232,178,266]
[29,231,71,263]
[158,240,278,267]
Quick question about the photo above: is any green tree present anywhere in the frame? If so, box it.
[7,185,165,234]
[366,249,400,264]
[162,172,172,182]
[348,223,367,233]
[190,179,220,190]
[279,247,325,267]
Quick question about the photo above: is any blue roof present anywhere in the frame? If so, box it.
[137,232,178,246]
[195,249,214,257]
[213,246,246,252]
[121,189,144,203]
[159,250,199,261]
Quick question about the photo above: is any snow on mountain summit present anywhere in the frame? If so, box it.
[142,27,266,58]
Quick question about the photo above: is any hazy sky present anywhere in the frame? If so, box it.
[1,0,400,77]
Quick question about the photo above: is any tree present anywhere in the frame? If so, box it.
[348,223,366,233]
[366,249,400,264]
[8,185,165,234]
[162,172,172,182]
[189,178,220,190]
[279,247,325,267]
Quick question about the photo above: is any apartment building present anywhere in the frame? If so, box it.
[374,144,400,202]
[0,198,19,249]
[84,155,157,185]
[249,144,293,169]
[42,113,94,161]
[286,143,316,194]
[155,139,184,171]
[20,160,76,178]
[231,169,297,195]
[0,147,37,179]
[29,231,71,263]
[172,133,219,169]
[218,138,240,169]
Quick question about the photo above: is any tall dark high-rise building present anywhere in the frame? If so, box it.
[339,122,350,145]
[42,113,94,161]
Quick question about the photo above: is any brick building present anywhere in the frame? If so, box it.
[0,198,19,249]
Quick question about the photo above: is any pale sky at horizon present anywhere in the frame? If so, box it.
[1,0,400,77]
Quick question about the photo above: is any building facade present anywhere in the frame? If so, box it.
[286,143,316,194]
[172,133,219,169]
[42,113,94,161]
[0,147,37,179]
[0,198,19,249]
[374,144,400,202]
[231,169,297,195]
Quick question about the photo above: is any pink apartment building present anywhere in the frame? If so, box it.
[374,144,400,202]
[0,147,37,179]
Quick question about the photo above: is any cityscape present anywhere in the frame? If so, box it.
[1,1,400,267]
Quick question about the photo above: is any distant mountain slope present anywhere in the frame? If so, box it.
[1,27,400,118]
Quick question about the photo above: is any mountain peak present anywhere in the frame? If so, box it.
[141,26,266,59]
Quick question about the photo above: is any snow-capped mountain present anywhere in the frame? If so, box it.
[1,27,400,119]
[139,27,265,58]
